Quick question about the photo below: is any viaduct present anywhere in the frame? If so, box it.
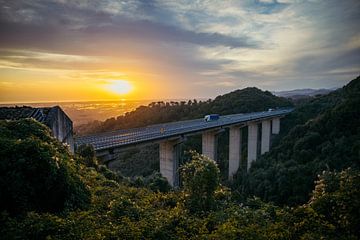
[75,108,293,186]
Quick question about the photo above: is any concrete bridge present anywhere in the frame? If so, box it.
[75,108,293,186]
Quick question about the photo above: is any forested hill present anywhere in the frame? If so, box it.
[76,87,292,135]
[1,119,359,238]
[235,76,360,206]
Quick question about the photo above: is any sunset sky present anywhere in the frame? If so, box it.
[0,0,359,103]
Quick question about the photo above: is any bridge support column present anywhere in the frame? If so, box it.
[202,130,217,161]
[261,120,271,154]
[159,140,180,187]
[229,126,242,180]
[272,117,280,134]
[247,123,258,170]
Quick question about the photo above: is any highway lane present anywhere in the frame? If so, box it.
[75,108,293,151]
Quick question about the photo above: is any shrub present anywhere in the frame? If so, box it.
[310,168,360,237]
[0,119,90,215]
[76,144,98,168]
[180,151,220,213]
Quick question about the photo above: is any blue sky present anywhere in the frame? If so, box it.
[0,0,359,101]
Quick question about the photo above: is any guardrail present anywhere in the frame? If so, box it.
[75,108,294,151]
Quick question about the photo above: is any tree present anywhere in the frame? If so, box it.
[0,119,90,215]
[181,151,220,213]
[76,144,98,168]
[310,168,360,238]
[233,76,360,206]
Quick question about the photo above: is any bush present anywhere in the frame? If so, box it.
[310,168,360,238]
[181,151,220,213]
[0,119,91,215]
[147,172,171,193]
[97,164,123,182]
[76,144,98,168]
[111,197,141,220]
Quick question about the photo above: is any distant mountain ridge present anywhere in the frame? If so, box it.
[273,88,336,99]
[77,87,293,135]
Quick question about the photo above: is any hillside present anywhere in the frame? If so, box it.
[0,119,91,215]
[233,76,360,206]
[1,119,359,239]
[76,87,292,135]
[76,88,293,177]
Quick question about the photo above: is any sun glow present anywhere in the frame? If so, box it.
[107,80,133,95]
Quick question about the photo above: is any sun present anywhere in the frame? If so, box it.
[107,80,133,95]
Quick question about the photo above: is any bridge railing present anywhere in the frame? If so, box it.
[75,108,294,151]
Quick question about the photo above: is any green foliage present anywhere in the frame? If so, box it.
[146,172,172,192]
[181,151,220,213]
[111,196,141,220]
[310,168,360,237]
[107,144,159,177]
[1,125,358,239]
[1,80,359,239]
[126,171,171,193]
[273,206,337,240]
[234,76,360,205]
[76,144,98,168]
[97,164,124,182]
[0,119,90,216]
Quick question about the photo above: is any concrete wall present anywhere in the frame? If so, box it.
[247,123,258,170]
[202,130,217,161]
[272,117,280,134]
[159,140,180,186]
[47,106,74,153]
[261,120,271,154]
[229,126,242,179]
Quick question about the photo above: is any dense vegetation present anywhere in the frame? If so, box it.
[233,76,360,206]
[1,77,359,239]
[0,119,90,216]
[1,119,359,239]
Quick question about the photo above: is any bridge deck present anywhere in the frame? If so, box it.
[75,108,293,151]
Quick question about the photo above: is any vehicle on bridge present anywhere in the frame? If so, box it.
[204,114,220,122]
[75,108,294,186]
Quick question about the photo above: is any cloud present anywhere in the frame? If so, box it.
[243,0,290,14]
[0,0,359,100]
[0,49,101,71]
[0,0,259,50]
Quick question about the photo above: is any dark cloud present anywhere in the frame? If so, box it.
[293,47,360,77]
[0,0,359,96]
[0,0,258,54]
[242,0,290,15]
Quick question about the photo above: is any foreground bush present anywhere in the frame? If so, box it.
[1,120,359,239]
[0,119,90,215]
[181,151,220,213]
[310,168,360,237]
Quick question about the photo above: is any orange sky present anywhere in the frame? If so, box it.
[0,1,359,103]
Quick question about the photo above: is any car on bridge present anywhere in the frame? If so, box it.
[204,114,220,122]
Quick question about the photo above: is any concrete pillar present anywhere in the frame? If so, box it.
[261,120,271,154]
[229,126,242,180]
[202,131,217,161]
[159,140,179,186]
[247,123,258,170]
[272,118,280,134]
